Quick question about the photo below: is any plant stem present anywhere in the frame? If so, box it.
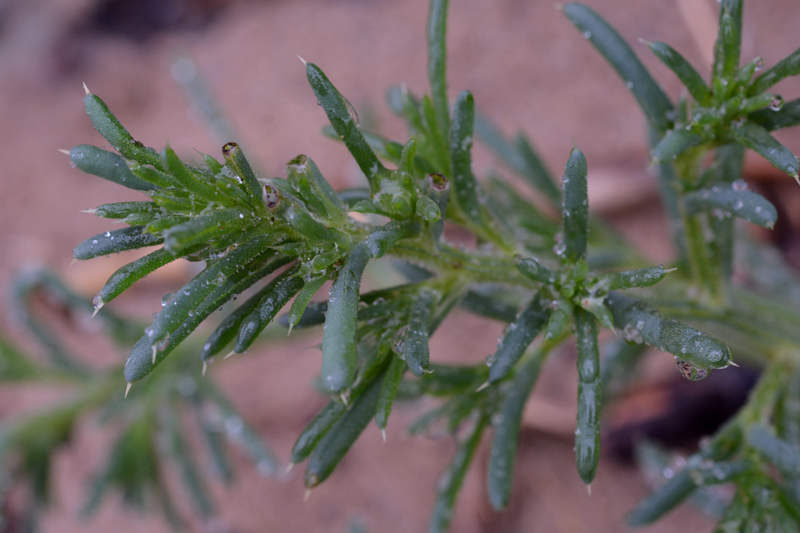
[389,241,529,286]
[681,213,721,300]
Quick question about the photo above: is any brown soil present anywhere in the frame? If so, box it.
[1,0,799,531]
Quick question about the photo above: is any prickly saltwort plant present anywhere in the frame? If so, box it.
[2,0,800,530]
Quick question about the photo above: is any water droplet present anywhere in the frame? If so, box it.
[625,81,634,89]
[342,94,360,127]
[264,184,281,209]
[733,199,744,210]
[769,95,784,111]
[583,31,592,39]
[161,293,176,307]
[732,180,748,192]
[222,142,239,158]
[622,324,643,344]
[711,208,729,220]
[156,335,170,351]
[391,325,408,355]
[675,357,708,381]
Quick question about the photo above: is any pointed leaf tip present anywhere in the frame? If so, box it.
[83,82,90,95]
[298,55,308,66]
[125,382,132,398]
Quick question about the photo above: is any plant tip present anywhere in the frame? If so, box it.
[587,484,592,496]
[298,55,308,66]
[69,258,77,266]
[57,148,71,156]
[91,302,103,318]
[202,361,208,377]
[340,392,349,406]
[285,463,295,474]
[381,428,386,443]
[303,489,312,503]
[82,82,90,95]
[224,350,237,360]
[475,381,490,392]
[125,382,132,398]
[728,361,740,367]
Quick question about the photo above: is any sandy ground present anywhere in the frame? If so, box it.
[1,0,800,531]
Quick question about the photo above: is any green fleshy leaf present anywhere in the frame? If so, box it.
[562,3,674,132]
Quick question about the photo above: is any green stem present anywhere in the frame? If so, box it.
[671,146,724,301]
[389,241,530,286]
[738,359,793,426]
[681,211,721,301]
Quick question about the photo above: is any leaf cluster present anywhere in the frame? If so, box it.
[4,0,800,531]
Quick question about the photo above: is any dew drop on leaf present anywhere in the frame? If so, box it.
[622,324,643,344]
[675,357,708,381]
[769,95,784,111]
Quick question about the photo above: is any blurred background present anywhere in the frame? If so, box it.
[1,0,799,531]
